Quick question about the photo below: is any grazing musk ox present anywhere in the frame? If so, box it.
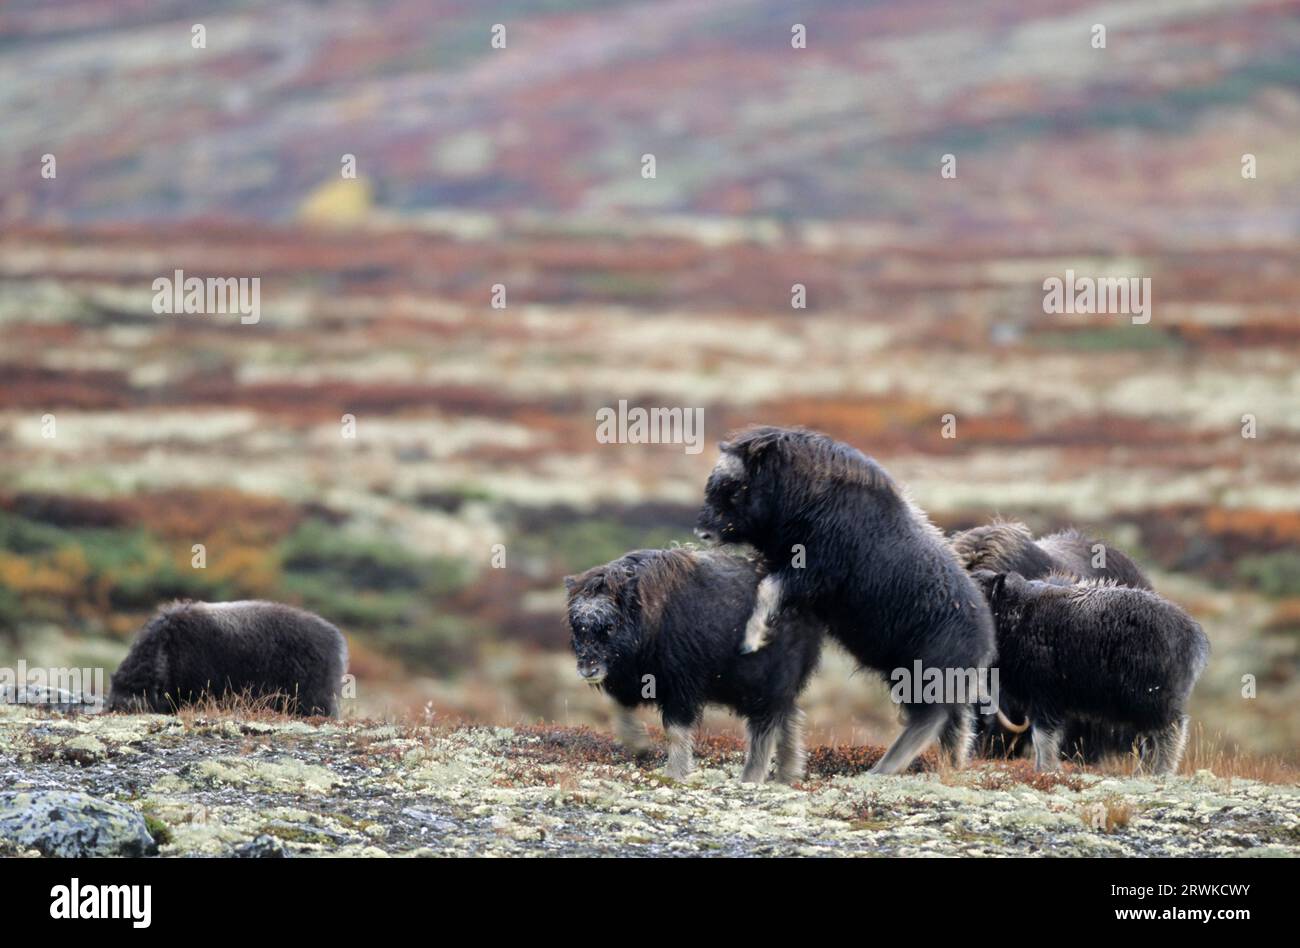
[565,547,822,783]
[951,521,1154,762]
[695,426,996,775]
[108,600,349,717]
[970,571,1209,774]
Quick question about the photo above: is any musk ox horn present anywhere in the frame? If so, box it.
[996,709,1030,734]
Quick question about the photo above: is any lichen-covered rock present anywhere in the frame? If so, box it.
[0,791,157,857]
[0,684,99,714]
[233,834,286,858]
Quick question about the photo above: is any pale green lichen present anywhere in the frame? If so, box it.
[193,756,341,792]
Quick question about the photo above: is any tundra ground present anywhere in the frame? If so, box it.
[1,704,1294,858]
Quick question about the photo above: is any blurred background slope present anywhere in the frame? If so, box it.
[0,0,1296,763]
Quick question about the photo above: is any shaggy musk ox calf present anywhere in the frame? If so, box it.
[970,571,1209,774]
[564,548,822,783]
[695,426,996,775]
[951,521,1154,761]
[108,600,349,717]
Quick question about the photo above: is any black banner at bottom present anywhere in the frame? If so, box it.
[1,856,1279,935]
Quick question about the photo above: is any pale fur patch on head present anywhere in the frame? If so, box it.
[568,595,619,625]
[712,451,744,480]
[566,549,699,636]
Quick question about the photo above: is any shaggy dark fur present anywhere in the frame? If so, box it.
[951,521,1152,589]
[695,426,996,775]
[970,571,1209,774]
[952,521,1154,762]
[564,547,822,783]
[108,600,349,717]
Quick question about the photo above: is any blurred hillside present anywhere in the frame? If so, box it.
[2,0,1299,241]
[0,0,1296,762]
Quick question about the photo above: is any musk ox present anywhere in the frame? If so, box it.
[952,521,1153,762]
[950,520,1152,590]
[108,600,349,717]
[564,547,822,783]
[695,426,996,775]
[970,571,1209,774]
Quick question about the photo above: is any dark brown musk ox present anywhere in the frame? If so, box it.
[969,571,1209,774]
[694,426,996,775]
[564,547,822,783]
[951,521,1155,762]
[107,600,349,717]
[950,520,1152,590]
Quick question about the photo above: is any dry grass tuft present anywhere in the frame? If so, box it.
[1087,723,1300,784]
[966,759,1087,793]
[166,687,325,725]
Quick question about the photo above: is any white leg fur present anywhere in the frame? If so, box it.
[741,574,782,653]
[740,719,780,783]
[775,708,807,784]
[1032,724,1062,772]
[614,705,652,755]
[664,723,696,779]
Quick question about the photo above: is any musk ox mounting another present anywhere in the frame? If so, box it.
[952,520,1155,762]
[564,547,822,783]
[108,600,349,717]
[970,571,1209,774]
[695,426,996,775]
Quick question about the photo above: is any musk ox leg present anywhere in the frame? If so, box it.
[939,705,975,769]
[740,716,780,783]
[664,720,697,779]
[614,705,653,757]
[1031,723,1063,772]
[740,574,782,654]
[870,705,948,775]
[1150,715,1190,776]
[775,706,807,784]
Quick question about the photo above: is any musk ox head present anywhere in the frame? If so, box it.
[106,654,165,713]
[563,563,640,685]
[695,426,887,548]
[693,440,773,546]
[969,570,1030,609]
[563,550,696,684]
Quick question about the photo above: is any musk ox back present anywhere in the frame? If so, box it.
[951,521,1152,589]
[108,600,348,717]
[971,571,1209,774]
[564,547,822,783]
[695,426,996,775]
